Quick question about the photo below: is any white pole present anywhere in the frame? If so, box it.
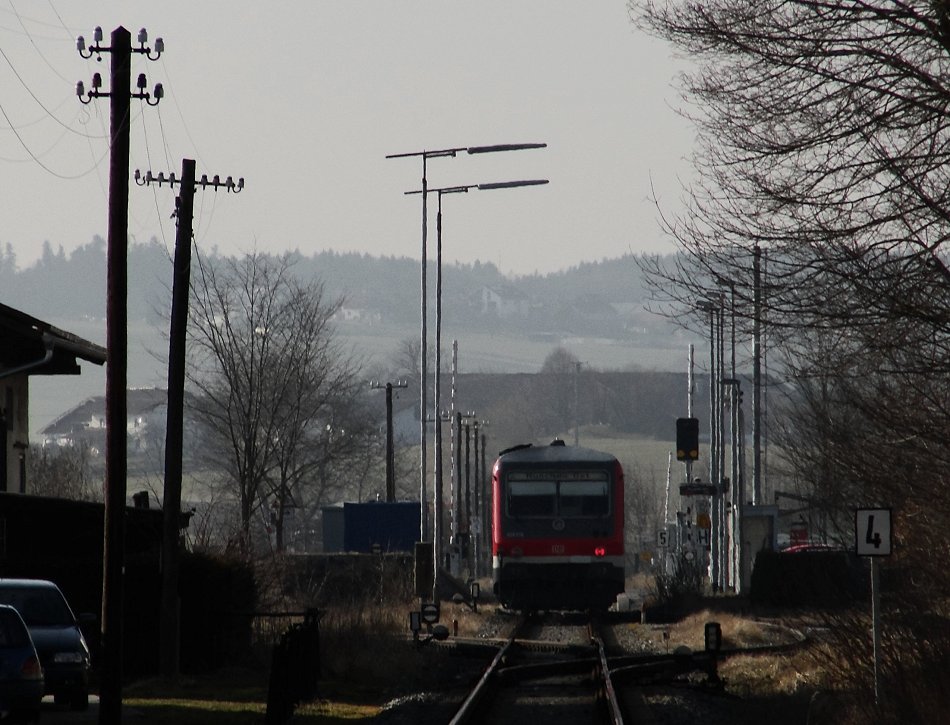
[871,557,882,705]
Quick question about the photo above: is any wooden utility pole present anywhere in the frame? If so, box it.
[99,28,131,724]
[371,380,408,502]
[160,158,195,679]
[77,24,161,723]
[134,163,242,680]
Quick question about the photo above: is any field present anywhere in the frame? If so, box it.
[30,316,690,436]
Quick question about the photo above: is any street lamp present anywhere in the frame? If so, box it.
[386,143,546,546]
[405,179,548,578]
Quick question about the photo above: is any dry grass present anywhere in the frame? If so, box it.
[631,609,834,699]
[633,609,798,651]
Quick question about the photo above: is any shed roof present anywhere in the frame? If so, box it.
[0,302,106,378]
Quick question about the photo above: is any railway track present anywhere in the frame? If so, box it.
[447,612,633,725]
[440,609,782,724]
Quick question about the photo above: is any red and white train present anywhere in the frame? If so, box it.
[491,440,626,611]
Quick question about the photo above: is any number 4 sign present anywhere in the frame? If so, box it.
[855,508,892,556]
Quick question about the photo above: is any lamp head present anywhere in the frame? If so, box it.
[467,143,547,154]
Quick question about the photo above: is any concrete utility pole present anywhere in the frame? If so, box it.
[77,25,162,724]
[135,162,243,680]
[372,380,408,502]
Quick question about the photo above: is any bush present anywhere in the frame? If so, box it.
[750,550,865,608]
[648,552,705,621]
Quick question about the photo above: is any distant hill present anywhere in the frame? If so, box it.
[0,238,677,342]
[1,239,693,433]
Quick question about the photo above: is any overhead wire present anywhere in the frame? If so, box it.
[0,6,103,138]
[0,1,108,180]
[0,97,105,178]
[40,0,112,199]
[156,54,219,248]
[7,2,223,261]
[136,96,172,254]
[8,0,72,82]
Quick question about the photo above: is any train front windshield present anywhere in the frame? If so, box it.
[506,471,610,519]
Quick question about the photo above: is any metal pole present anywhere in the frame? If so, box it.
[736,403,745,594]
[718,302,726,591]
[709,306,719,591]
[472,421,480,577]
[730,287,738,590]
[574,361,580,446]
[451,342,459,571]
[456,411,464,531]
[753,245,762,505]
[434,193,445,585]
[686,344,694,484]
[419,157,429,543]
[872,557,882,705]
[480,429,489,571]
[465,421,472,574]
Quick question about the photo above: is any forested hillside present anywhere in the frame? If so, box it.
[0,237,671,338]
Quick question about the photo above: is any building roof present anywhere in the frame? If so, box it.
[40,387,168,436]
[0,302,106,378]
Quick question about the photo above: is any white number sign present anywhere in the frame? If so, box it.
[855,508,892,556]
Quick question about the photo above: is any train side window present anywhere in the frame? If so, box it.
[508,480,556,517]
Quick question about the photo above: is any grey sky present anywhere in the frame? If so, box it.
[0,1,692,277]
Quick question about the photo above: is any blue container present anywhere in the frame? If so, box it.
[323,502,420,553]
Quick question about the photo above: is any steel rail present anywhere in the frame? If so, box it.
[590,624,625,725]
[448,614,531,725]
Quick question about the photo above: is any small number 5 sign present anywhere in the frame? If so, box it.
[855,509,892,556]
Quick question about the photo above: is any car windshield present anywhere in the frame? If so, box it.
[0,588,73,627]
[0,609,30,647]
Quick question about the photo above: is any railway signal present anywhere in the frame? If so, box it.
[675,417,700,461]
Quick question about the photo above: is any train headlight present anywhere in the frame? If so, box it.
[594,547,606,557]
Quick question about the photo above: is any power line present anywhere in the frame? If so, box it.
[0,96,105,178]
[136,98,171,253]
[0,44,103,137]
[8,0,72,80]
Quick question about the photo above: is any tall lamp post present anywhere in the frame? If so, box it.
[697,297,722,590]
[405,179,548,577]
[386,143,546,546]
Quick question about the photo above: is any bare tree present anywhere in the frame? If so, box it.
[633,1,950,716]
[29,442,100,501]
[187,251,361,554]
[394,337,421,378]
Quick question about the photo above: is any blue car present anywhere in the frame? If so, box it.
[0,604,43,723]
[0,581,92,711]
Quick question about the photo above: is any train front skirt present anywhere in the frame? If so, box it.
[492,555,625,611]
